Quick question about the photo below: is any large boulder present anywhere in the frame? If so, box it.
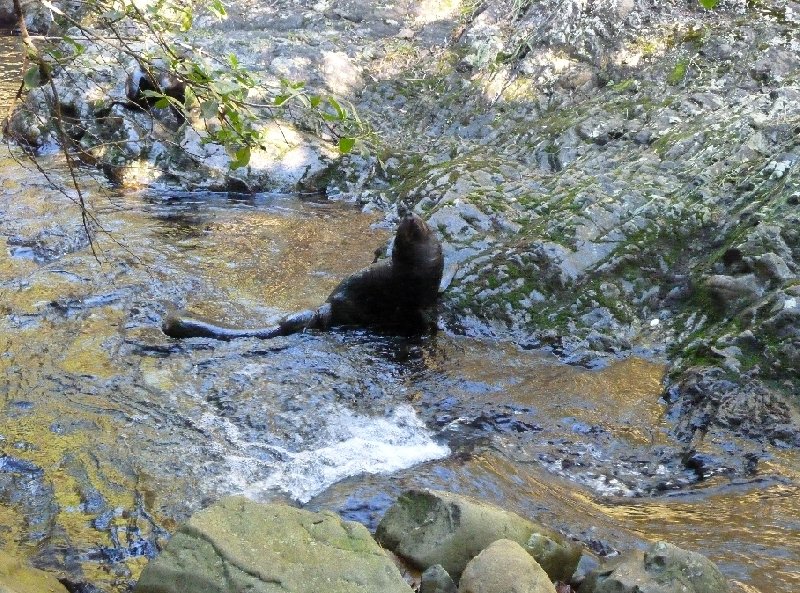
[134,496,413,593]
[375,489,581,582]
[578,541,729,593]
[0,554,70,593]
[458,539,557,593]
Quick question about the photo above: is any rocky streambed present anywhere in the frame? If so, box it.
[1,0,800,591]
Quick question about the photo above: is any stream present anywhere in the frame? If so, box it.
[1,33,799,593]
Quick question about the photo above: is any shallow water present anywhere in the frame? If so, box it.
[0,55,798,593]
[0,33,20,108]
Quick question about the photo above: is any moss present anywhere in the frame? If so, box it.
[651,129,692,158]
[667,60,689,86]
[612,79,637,93]
[637,39,659,58]
[681,26,707,47]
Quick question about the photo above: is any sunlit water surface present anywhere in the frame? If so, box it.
[0,33,20,108]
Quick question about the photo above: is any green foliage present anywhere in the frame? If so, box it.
[338,137,356,154]
[667,60,689,85]
[698,0,721,8]
[28,0,370,170]
[22,65,47,89]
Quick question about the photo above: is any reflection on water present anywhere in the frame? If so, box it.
[471,451,800,593]
[0,34,20,110]
[417,342,800,592]
[608,479,800,589]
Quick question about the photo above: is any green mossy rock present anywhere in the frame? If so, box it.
[578,541,730,593]
[134,496,413,593]
[375,489,581,582]
[0,555,69,593]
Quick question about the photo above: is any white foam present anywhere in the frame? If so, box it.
[223,405,449,503]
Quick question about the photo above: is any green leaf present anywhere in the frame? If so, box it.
[210,0,228,19]
[698,0,720,8]
[154,97,170,109]
[327,97,346,120]
[338,137,355,154]
[230,145,251,169]
[23,66,44,89]
[200,100,219,119]
[183,85,197,108]
[100,9,124,22]
[63,35,85,55]
[210,79,239,95]
[228,53,239,69]
[274,94,290,106]
[180,10,193,32]
[309,95,321,108]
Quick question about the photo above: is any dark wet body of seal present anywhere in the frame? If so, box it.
[162,214,444,340]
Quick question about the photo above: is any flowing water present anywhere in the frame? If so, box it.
[0,35,799,593]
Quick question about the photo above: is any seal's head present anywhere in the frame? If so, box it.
[393,214,435,264]
[391,214,444,305]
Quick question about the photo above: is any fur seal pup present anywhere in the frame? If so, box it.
[162,213,444,340]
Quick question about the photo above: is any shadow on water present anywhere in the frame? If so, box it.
[0,61,797,593]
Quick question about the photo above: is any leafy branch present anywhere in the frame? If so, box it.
[13,0,369,174]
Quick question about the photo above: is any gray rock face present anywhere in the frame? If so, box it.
[578,541,729,593]
[133,496,413,593]
[375,489,581,582]
[0,0,52,33]
[458,539,556,593]
[703,274,762,314]
[420,564,458,593]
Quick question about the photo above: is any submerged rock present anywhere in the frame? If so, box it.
[578,541,729,593]
[375,489,581,582]
[0,554,70,593]
[133,496,413,593]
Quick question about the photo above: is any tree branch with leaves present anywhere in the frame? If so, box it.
[6,0,370,195]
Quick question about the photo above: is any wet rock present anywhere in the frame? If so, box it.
[134,496,413,593]
[420,564,458,593]
[578,541,729,593]
[375,489,581,582]
[750,252,794,282]
[633,130,653,146]
[570,553,600,588]
[0,0,52,33]
[0,554,70,593]
[459,539,556,593]
[576,116,625,146]
[669,366,800,447]
[702,274,762,314]
[750,48,800,83]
